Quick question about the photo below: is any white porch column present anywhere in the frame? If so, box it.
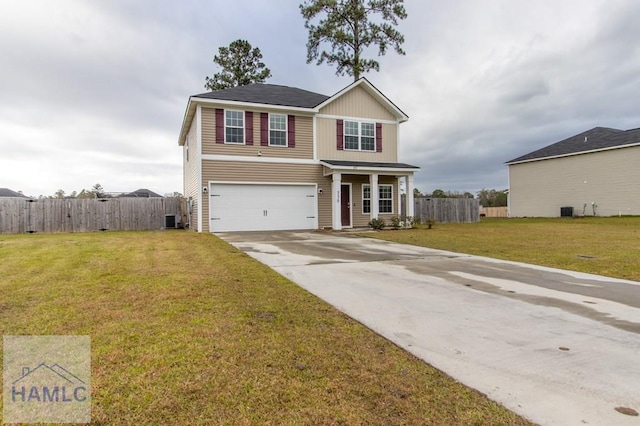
[332,172,342,230]
[406,174,415,217]
[370,173,379,220]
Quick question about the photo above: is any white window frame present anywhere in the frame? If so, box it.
[362,184,393,214]
[225,110,244,144]
[269,113,287,147]
[344,120,376,152]
[378,184,393,214]
[362,184,371,214]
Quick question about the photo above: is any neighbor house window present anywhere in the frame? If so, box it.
[269,114,286,146]
[225,110,244,143]
[344,121,375,151]
[362,184,393,214]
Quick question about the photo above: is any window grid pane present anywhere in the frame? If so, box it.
[344,121,359,136]
[270,130,286,146]
[269,114,286,146]
[225,111,244,143]
[379,185,392,214]
[361,137,375,151]
[362,185,371,214]
[345,135,359,150]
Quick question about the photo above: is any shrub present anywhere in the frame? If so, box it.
[368,218,386,230]
[403,216,416,229]
[390,216,401,230]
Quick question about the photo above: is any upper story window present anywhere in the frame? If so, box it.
[269,114,287,146]
[225,110,244,144]
[344,121,375,151]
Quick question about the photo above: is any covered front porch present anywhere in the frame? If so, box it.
[320,160,420,230]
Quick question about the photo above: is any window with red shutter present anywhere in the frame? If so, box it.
[336,119,344,150]
[287,115,295,148]
[260,113,268,146]
[215,109,224,143]
[245,111,253,145]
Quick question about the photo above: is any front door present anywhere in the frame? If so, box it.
[341,184,351,227]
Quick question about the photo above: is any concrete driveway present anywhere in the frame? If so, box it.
[219,231,640,425]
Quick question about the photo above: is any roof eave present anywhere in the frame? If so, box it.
[505,141,640,165]
[191,96,319,113]
[320,160,420,173]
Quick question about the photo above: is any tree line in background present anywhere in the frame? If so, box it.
[414,188,508,207]
[205,0,407,90]
[33,184,182,199]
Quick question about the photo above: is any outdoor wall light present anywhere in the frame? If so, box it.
[318,188,323,195]
[202,186,208,194]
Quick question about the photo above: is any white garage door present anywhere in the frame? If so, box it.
[209,183,317,232]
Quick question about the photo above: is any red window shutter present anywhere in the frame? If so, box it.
[287,115,295,148]
[260,113,268,146]
[215,109,224,143]
[376,123,383,152]
[245,111,253,145]
[336,119,344,150]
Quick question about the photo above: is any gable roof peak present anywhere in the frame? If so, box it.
[506,126,640,164]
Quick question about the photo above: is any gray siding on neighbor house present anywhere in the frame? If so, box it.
[509,146,640,217]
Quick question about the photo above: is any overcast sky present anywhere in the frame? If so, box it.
[1,0,639,197]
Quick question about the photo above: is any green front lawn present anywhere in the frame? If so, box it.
[0,231,530,425]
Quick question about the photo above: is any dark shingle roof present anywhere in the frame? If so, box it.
[507,127,640,164]
[193,84,330,109]
[0,188,25,197]
[119,188,163,198]
[321,160,420,169]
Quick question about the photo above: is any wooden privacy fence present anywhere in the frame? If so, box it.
[480,206,508,218]
[0,197,185,234]
[413,198,480,223]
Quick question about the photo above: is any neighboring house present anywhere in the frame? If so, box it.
[119,188,163,198]
[178,78,419,232]
[506,127,640,217]
[0,188,26,198]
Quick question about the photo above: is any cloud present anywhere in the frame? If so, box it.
[0,0,638,198]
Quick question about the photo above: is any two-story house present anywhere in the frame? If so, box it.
[178,77,419,232]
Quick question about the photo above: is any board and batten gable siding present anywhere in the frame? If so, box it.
[201,160,331,233]
[184,111,200,230]
[319,85,396,121]
[316,118,398,162]
[509,145,640,217]
[200,107,314,159]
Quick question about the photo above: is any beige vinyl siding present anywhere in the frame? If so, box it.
[201,160,332,232]
[183,116,200,230]
[316,118,398,162]
[346,175,399,228]
[509,146,640,217]
[201,107,313,159]
[319,86,396,121]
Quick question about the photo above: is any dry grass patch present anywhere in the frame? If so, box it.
[367,217,640,281]
[0,231,530,425]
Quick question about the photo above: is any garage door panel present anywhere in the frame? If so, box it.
[210,183,317,232]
